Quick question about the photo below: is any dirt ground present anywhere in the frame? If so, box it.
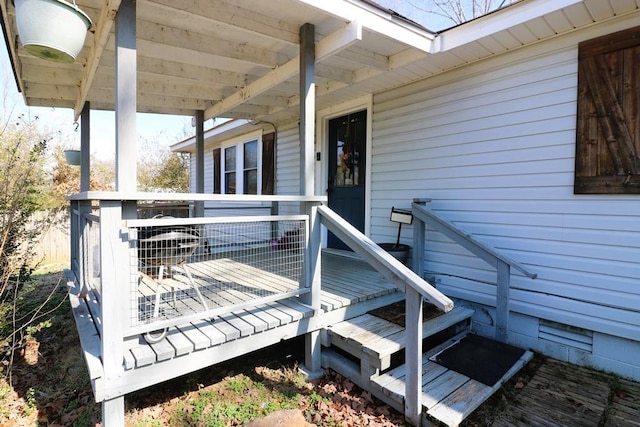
[1,270,411,426]
[3,269,636,426]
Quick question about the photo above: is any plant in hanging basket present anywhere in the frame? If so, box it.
[64,149,81,165]
[14,0,92,63]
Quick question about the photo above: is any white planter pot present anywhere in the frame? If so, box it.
[64,149,81,165]
[14,0,92,63]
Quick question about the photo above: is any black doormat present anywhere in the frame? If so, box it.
[429,334,525,386]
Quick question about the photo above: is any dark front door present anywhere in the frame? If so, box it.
[327,110,367,250]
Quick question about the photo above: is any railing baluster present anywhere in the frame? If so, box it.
[405,286,423,426]
[496,260,510,343]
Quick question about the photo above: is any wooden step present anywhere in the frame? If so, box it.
[371,332,534,426]
[326,306,474,371]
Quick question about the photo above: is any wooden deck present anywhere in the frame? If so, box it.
[69,250,404,401]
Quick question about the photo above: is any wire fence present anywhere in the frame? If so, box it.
[128,215,308,329]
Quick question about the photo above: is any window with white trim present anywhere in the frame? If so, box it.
[221,138,261,195]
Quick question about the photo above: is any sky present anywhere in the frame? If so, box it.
[0,41,195,161]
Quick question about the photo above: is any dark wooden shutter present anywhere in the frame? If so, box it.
[575,26,640,194]
[212,147,221,194]
[261,132,275,195]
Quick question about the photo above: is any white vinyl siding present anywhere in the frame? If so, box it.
[273,122,302,216]
[370,27,640,346]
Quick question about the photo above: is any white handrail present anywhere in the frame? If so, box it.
[317,204,453,311]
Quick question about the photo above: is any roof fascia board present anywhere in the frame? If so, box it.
[74,0,122,120]
[432,0,584,53]
[298,0,434,53]
[204,20,362,120]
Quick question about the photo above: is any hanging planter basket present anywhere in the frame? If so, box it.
[64,149,81,165]
[14,0,92,63]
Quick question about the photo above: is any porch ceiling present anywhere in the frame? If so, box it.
[1,0,638,123]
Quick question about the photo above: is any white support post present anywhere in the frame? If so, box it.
[78,200,93,295]
[405,286,423,425]
[99,200,127,425]
[496,260,510,342]
[194,110,205,217]
[69,200,79,272]
[299,23,320,378]
[80,102,90,192]
[299,23,315,198]
[412,200,427,277]
[102,396,125,427]
[302,201,322,378]
[115,0,137,192]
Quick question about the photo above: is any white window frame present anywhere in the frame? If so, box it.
[220,130,263,195]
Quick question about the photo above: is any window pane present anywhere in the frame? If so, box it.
[225,146,236,172]
[225,172,236,194]
[244,140,258,169]
[244,169,257,194]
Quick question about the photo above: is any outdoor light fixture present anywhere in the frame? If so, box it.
[14,0,92,63]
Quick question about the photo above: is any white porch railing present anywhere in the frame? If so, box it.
[317,205,454,426]
[411,199,537,343]
[125,214,308,337]
[68,192,325,383]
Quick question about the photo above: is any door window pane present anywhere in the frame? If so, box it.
[335,116,362,187]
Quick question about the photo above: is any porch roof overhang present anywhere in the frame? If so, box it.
[1,0,637,124]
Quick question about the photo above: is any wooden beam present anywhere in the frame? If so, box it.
[138,0,300,45]
[74,0,122,120]
[204,21,362,120]
[0,0,26,96]
[136,19,288,70]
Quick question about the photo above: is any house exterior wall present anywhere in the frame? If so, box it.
[370,15,640,380]
[187,121,301,216]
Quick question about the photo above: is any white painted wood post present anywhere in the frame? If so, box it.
[115,0,136,192]
[69,200,79,272]
[78,200,93,295]
[80,102,90,192]
[405,286,423,425]
[194,110,205,217]
[299,22,315,198]
[496,259,510,342]
[412,222,425,277]
[102,397,125,427]
[99,200,127,426]
[299,22,321,378]
[303,202,322,376]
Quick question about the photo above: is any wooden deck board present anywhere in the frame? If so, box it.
[74,250,402,386]
[165,327,195,356]
[363,306,474,366]
[176,322,214,349]
[427,379,493,425]
[149,337,175,362]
